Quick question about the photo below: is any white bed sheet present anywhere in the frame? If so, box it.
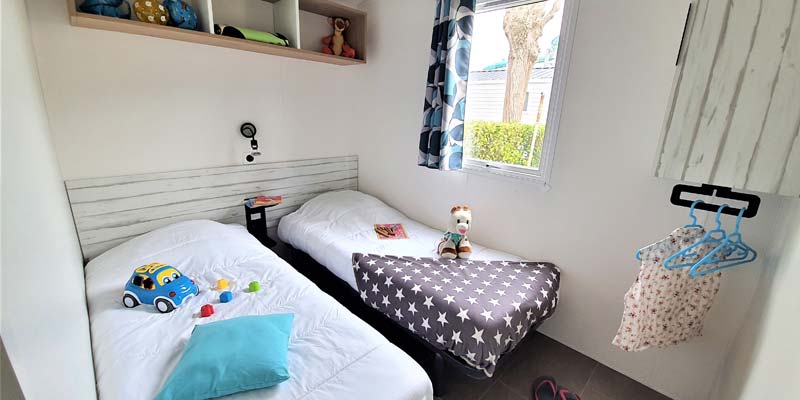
[277,190,520,290]
[85,220,432,400]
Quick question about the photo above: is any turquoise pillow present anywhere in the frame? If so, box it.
[156,314,294,400]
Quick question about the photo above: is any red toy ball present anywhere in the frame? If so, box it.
[200,304,214,317]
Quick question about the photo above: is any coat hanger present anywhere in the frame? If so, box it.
[689,207,757,277]
[663,204,729,270]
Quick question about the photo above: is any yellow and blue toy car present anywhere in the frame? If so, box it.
[123,263,198,313]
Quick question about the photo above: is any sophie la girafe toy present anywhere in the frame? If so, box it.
[437,205,473,259]
[322,17,356,58]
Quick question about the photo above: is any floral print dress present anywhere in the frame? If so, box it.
[613,227,722,351]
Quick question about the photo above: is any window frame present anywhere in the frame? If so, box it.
[463,0,580,189]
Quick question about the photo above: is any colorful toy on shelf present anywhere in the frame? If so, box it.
[220,291,233,303]
[249,281,261,293]
[79,0,131,19]
[436,205,473,259]
[122,263,199,313]
[162,0,197,30]
[217,279,229,290]
[133,0,169,25]
[215,24,290,47]
[322,17,356,58]
[200,304,215,317]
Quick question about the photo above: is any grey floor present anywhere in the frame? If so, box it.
[442,333,672,400]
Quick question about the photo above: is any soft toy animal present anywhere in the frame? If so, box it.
[79,0,131,19]
[437,205,473,259]
[133,0,168,25]
[322,17,356,58]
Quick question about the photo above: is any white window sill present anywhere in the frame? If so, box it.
[461,163,552,191]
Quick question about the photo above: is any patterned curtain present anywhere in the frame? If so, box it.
[418,0,476,171]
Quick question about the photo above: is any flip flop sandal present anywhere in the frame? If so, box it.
[557,388,582,400]
[532,376,558,400]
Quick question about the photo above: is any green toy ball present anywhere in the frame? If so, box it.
[248,281,261,292]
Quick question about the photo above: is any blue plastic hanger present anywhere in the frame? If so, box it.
[663,204,729,270]
[636,200,705,261]
[689,207,757,277]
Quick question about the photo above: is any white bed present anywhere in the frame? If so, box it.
[85,220,433,400]
[277,190,521,290]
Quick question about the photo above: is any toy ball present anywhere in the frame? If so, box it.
[79,0,131,19]
[122,263,199,313]
[200,304,215,318]
[134,0,169,25]
[248,281,261,293]
[220,291,233,303]
[217,279,229,290]
[162,0,198,30]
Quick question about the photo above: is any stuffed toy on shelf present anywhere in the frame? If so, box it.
[322,17,356,58]
[162,0,197,30]
[79,0,132,19]
[437,205,473,259]
[133,0,169,25]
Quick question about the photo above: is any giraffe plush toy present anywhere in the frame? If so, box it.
[437,205,473,259]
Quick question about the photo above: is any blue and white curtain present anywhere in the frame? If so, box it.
[418,0,476,170]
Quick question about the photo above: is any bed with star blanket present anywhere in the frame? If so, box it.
[352,254,559,376]
[278,190,561,378]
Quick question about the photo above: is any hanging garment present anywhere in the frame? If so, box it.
[613,227,721,351]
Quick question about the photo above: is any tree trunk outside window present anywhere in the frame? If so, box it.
[502,0,561,123]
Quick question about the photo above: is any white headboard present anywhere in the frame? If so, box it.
[65,155,357,261]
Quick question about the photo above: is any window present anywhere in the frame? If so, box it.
[132,275,155,290]
[463,0,577,186]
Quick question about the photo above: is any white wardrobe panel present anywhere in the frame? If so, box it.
[656,0,800,197]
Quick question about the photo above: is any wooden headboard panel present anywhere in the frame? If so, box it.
[65,156,357,261]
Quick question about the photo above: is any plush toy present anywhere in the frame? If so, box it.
[80,0,132,19]
[133,0,169,25]
[322,17,356,58]
[437,205,473,259]
[162,0,197,30]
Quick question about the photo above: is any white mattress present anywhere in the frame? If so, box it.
[277,190,520,290]
[85,220,433,400]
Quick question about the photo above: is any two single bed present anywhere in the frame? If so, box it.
[85,220,433,399]
[68,157,557,399]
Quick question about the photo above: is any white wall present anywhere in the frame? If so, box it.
[1,0,97,398]
[25,0,368,180]
[711,199,800,400]
[356,1,793,399]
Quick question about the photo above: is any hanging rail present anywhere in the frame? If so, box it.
[670,184,760,218]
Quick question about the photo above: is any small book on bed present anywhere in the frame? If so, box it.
[374,224,408,240]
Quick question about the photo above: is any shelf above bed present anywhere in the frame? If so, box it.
[66,0,366,66]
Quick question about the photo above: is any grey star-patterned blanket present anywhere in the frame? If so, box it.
[352,254,560,376]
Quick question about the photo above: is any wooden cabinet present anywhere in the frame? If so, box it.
[655,0,800,196]
[67,0,366,66]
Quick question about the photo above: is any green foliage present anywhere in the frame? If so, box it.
[464,121,545,169]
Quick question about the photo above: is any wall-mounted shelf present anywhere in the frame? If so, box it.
[66,0,366,66]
